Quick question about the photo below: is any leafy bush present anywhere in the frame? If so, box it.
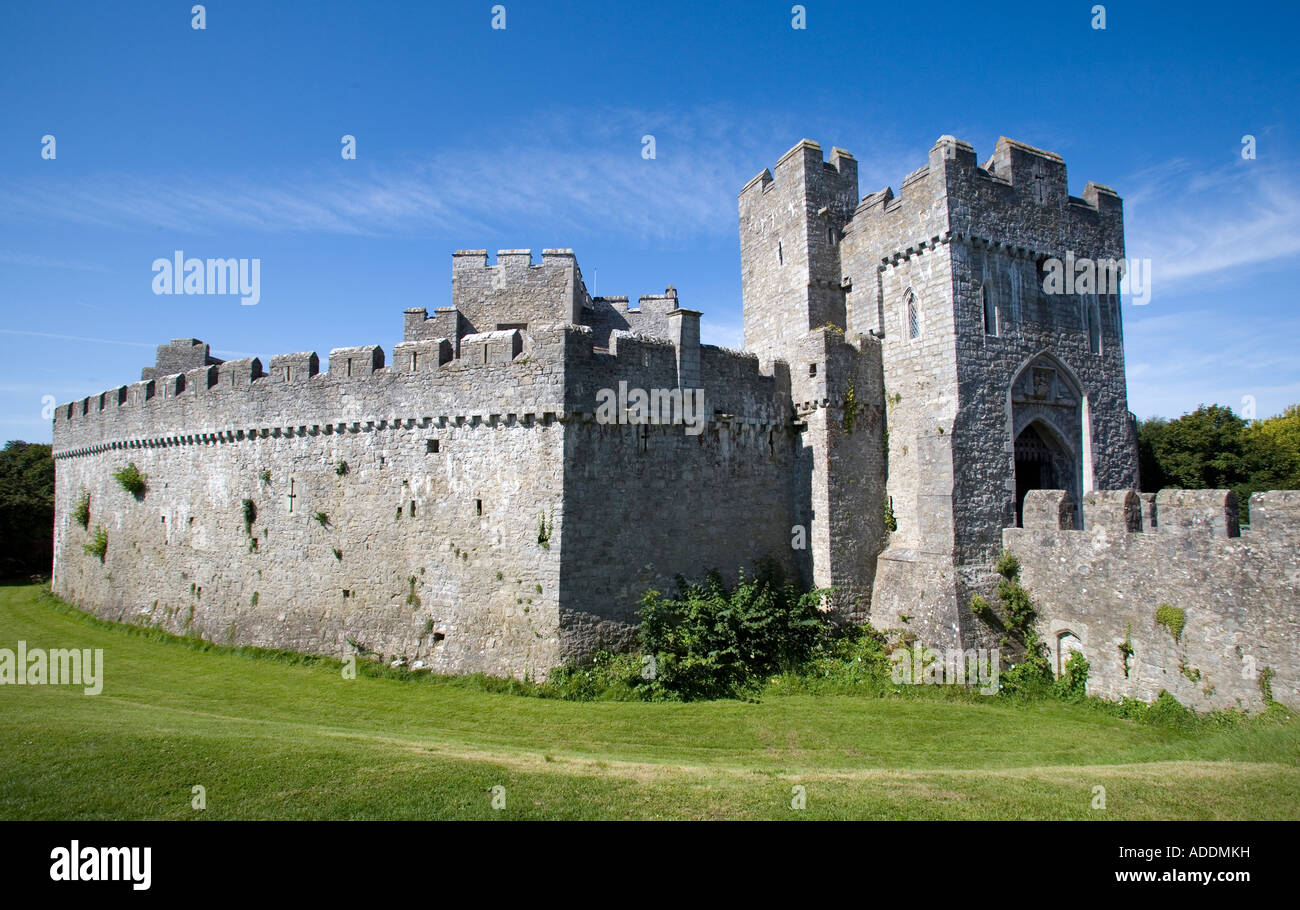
[997,631,1055,697]
[638,557,831,700]
[112,462,147,498]
[335,460,349,476]
[547,650,649,701]
[1054,650,1090,700]
[83,526,108,562]
[73,490,91,529]
[994,550,1020,580]
[1142,689,1194,730]
[768,624,895,695]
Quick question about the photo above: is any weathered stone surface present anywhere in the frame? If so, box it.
[1005,494,1300,711]
[1024,490,1074,530]
[49,137,1296,707]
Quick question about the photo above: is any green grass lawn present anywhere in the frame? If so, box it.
[1,582,1297,819]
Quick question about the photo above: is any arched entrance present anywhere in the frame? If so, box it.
[1056,631,1083,676]
[1014,421,1076,526]
[1008,353,1088,528]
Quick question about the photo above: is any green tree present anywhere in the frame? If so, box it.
[1136,415,1169,492]
[0,441,54,578]
[1138,404,1300,522]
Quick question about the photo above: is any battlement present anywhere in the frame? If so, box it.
[739,139,857,208]
[448,248,590,337]
[1005,488,1300,712]
[141,338,223,381]
[1019,489,1252,538]
[845,135,1124,264]
[52,293,789,454]
[580,286,684,347]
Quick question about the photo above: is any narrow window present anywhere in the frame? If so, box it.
[906,292,921,340]
[777,241,783,265]
[483,343,489,363]
[411,351,419,371]
[1086,295,1102,354]
[809,363,817,377]
[828,224,836,245]
[637,424,650,454]
[410,500,416,517]
[475,499,483,516]
[426,439,439,454]
[982,283,998,336]
[346,358,353,378]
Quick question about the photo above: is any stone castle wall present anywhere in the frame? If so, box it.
[51,303,801,676]
[47,136,1297,706]
[1005,489,1300,711]
[52,328,574,678]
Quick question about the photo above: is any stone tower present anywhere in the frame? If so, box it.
[738,140,885,618]
[741,136,1139,645]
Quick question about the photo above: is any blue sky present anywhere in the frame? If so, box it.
[2,0,1298,444]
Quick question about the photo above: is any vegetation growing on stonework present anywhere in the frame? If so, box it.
[1155,605,1186,643]
[73,490,91,529]
[312,511,329,526]
[83,526,108,562]
[1055,650,1091,700]
[537,510,552,549]
[112,462,147,498]
[842,380,860,433]
[259,469,271,485]
[1119,625,1135,678]
[883,495,897,533]
[335,460,349,476]
[241,498,257,535]
[1260,666,1276,704]
[969,550,1053,695]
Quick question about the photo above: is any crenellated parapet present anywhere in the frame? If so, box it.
[844,135,1124,266]
[1005,489,1299,712]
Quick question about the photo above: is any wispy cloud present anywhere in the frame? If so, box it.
[0,106,818,244]
[1125,307,1300,419]
[0,329,154,348]
[0,106,929,248]
[0,250,114,273]
[1124,157,1300,289]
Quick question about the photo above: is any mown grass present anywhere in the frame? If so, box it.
[1,583,1297,819]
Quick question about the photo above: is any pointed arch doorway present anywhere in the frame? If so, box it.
[1014,421,1077,526]
[1009,354,1088,528]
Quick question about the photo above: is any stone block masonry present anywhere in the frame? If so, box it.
[48,140,1298,704]
[51,255,803,676]
[1005,489,1300,711]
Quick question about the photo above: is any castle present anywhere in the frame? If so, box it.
[50,136,1299,711]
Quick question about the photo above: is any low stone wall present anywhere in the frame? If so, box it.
[1004,489,1300,712]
